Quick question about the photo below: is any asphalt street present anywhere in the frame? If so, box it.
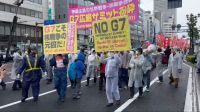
[0,64,190,112]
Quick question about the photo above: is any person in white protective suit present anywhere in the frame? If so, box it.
[105,52,121,107]
[168,48,182,88]
[86,49,99,86]
[11,49,23,90]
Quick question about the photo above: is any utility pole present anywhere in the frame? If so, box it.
[6,0,24,57]
[35,22,43,49]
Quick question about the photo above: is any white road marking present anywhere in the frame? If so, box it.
[114,69,168,112]
[0,79,89,110]
[5,81,14,84]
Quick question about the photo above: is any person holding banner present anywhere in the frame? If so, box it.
[99,52,107,91]
[86,49,98,86]
[105,52,121,107]
[118,51,130,89]
[128,48,144,98]
[50,54,68,102]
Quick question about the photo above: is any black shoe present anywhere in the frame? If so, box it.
[33,98,38,102]
[21,97,27,103]
[99,88,103,91]
[138,94,143,98]
[46,79,52,84]
[106,103,113,107]
[94,77,97,84]
[86,77,90,86]
[2,84,6,90]
[12,88,19,91]
[116,100,121,106]
[73,95,80,100]
[60,98,65,102]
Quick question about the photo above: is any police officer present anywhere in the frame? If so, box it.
[17,46,46,102]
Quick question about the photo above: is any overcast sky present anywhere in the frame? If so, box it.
[140,0,200,37]
[140,0,200,26]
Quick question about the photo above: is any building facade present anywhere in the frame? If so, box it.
[0,0,48,51]
[54,0,94,48]
[154,0,177,37]
[143,11,154,42]
[130,7,144,48]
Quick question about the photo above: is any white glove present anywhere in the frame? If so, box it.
[16,74,20,80]
[43,72,47,79]
[0,79,2,83]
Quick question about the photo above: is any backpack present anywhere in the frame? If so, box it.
[161,54,168,64]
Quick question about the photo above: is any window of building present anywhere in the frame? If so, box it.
[25,26,31,36]
[5,24,10,35]
[20,8,26,15]
[16,25,21,36]
[31,10,35,17]
[35,11,39,18]
[34,0,39,4]
[20,25,25,36]
[38,0,42,4]
[63,14,66,18]
[39,12,43,19]
[5,5,10,12]
[26,9,31,16]
[0,3,5,11]
[0,22,4,35]
[58,15,61,19]
[31,27,35,37]
[10,6,16,13]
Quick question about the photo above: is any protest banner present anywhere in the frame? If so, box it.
[43,23,77,54]
[156,34,165,48]
[164,38,171,48]
[92,16,131,52]
[69,0,138,29]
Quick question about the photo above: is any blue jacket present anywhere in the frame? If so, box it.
[75,60,85,79]
[77,52,86,63]
[68,63,76,81]
[18,54,46,81]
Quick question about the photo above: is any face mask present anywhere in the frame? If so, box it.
[136,51,139,55]
[109,53,114,58]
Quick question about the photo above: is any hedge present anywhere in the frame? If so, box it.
[186,54,197,64]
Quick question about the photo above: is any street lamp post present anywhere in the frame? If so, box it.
[6,0,24,57]
[35,22,43,49]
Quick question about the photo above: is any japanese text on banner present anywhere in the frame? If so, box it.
[92,16,131,52]
[69,0,138,29]
[43,23,77,54]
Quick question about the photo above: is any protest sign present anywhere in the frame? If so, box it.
[43,23,77,54]
[69,0,138,29]
[92,16,131,52]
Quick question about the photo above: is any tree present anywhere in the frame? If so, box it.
[186,13,199,54]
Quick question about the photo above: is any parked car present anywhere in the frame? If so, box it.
[0,51,13,62]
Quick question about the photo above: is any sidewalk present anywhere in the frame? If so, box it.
[184,61,200,112]
[194,68,200,112]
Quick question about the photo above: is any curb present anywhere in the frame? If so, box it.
[184,63,200,112]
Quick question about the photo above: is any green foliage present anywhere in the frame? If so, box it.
[186,54,197,64]
[186,13,199,54]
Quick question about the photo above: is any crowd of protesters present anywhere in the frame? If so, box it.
[0,45,185,107]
